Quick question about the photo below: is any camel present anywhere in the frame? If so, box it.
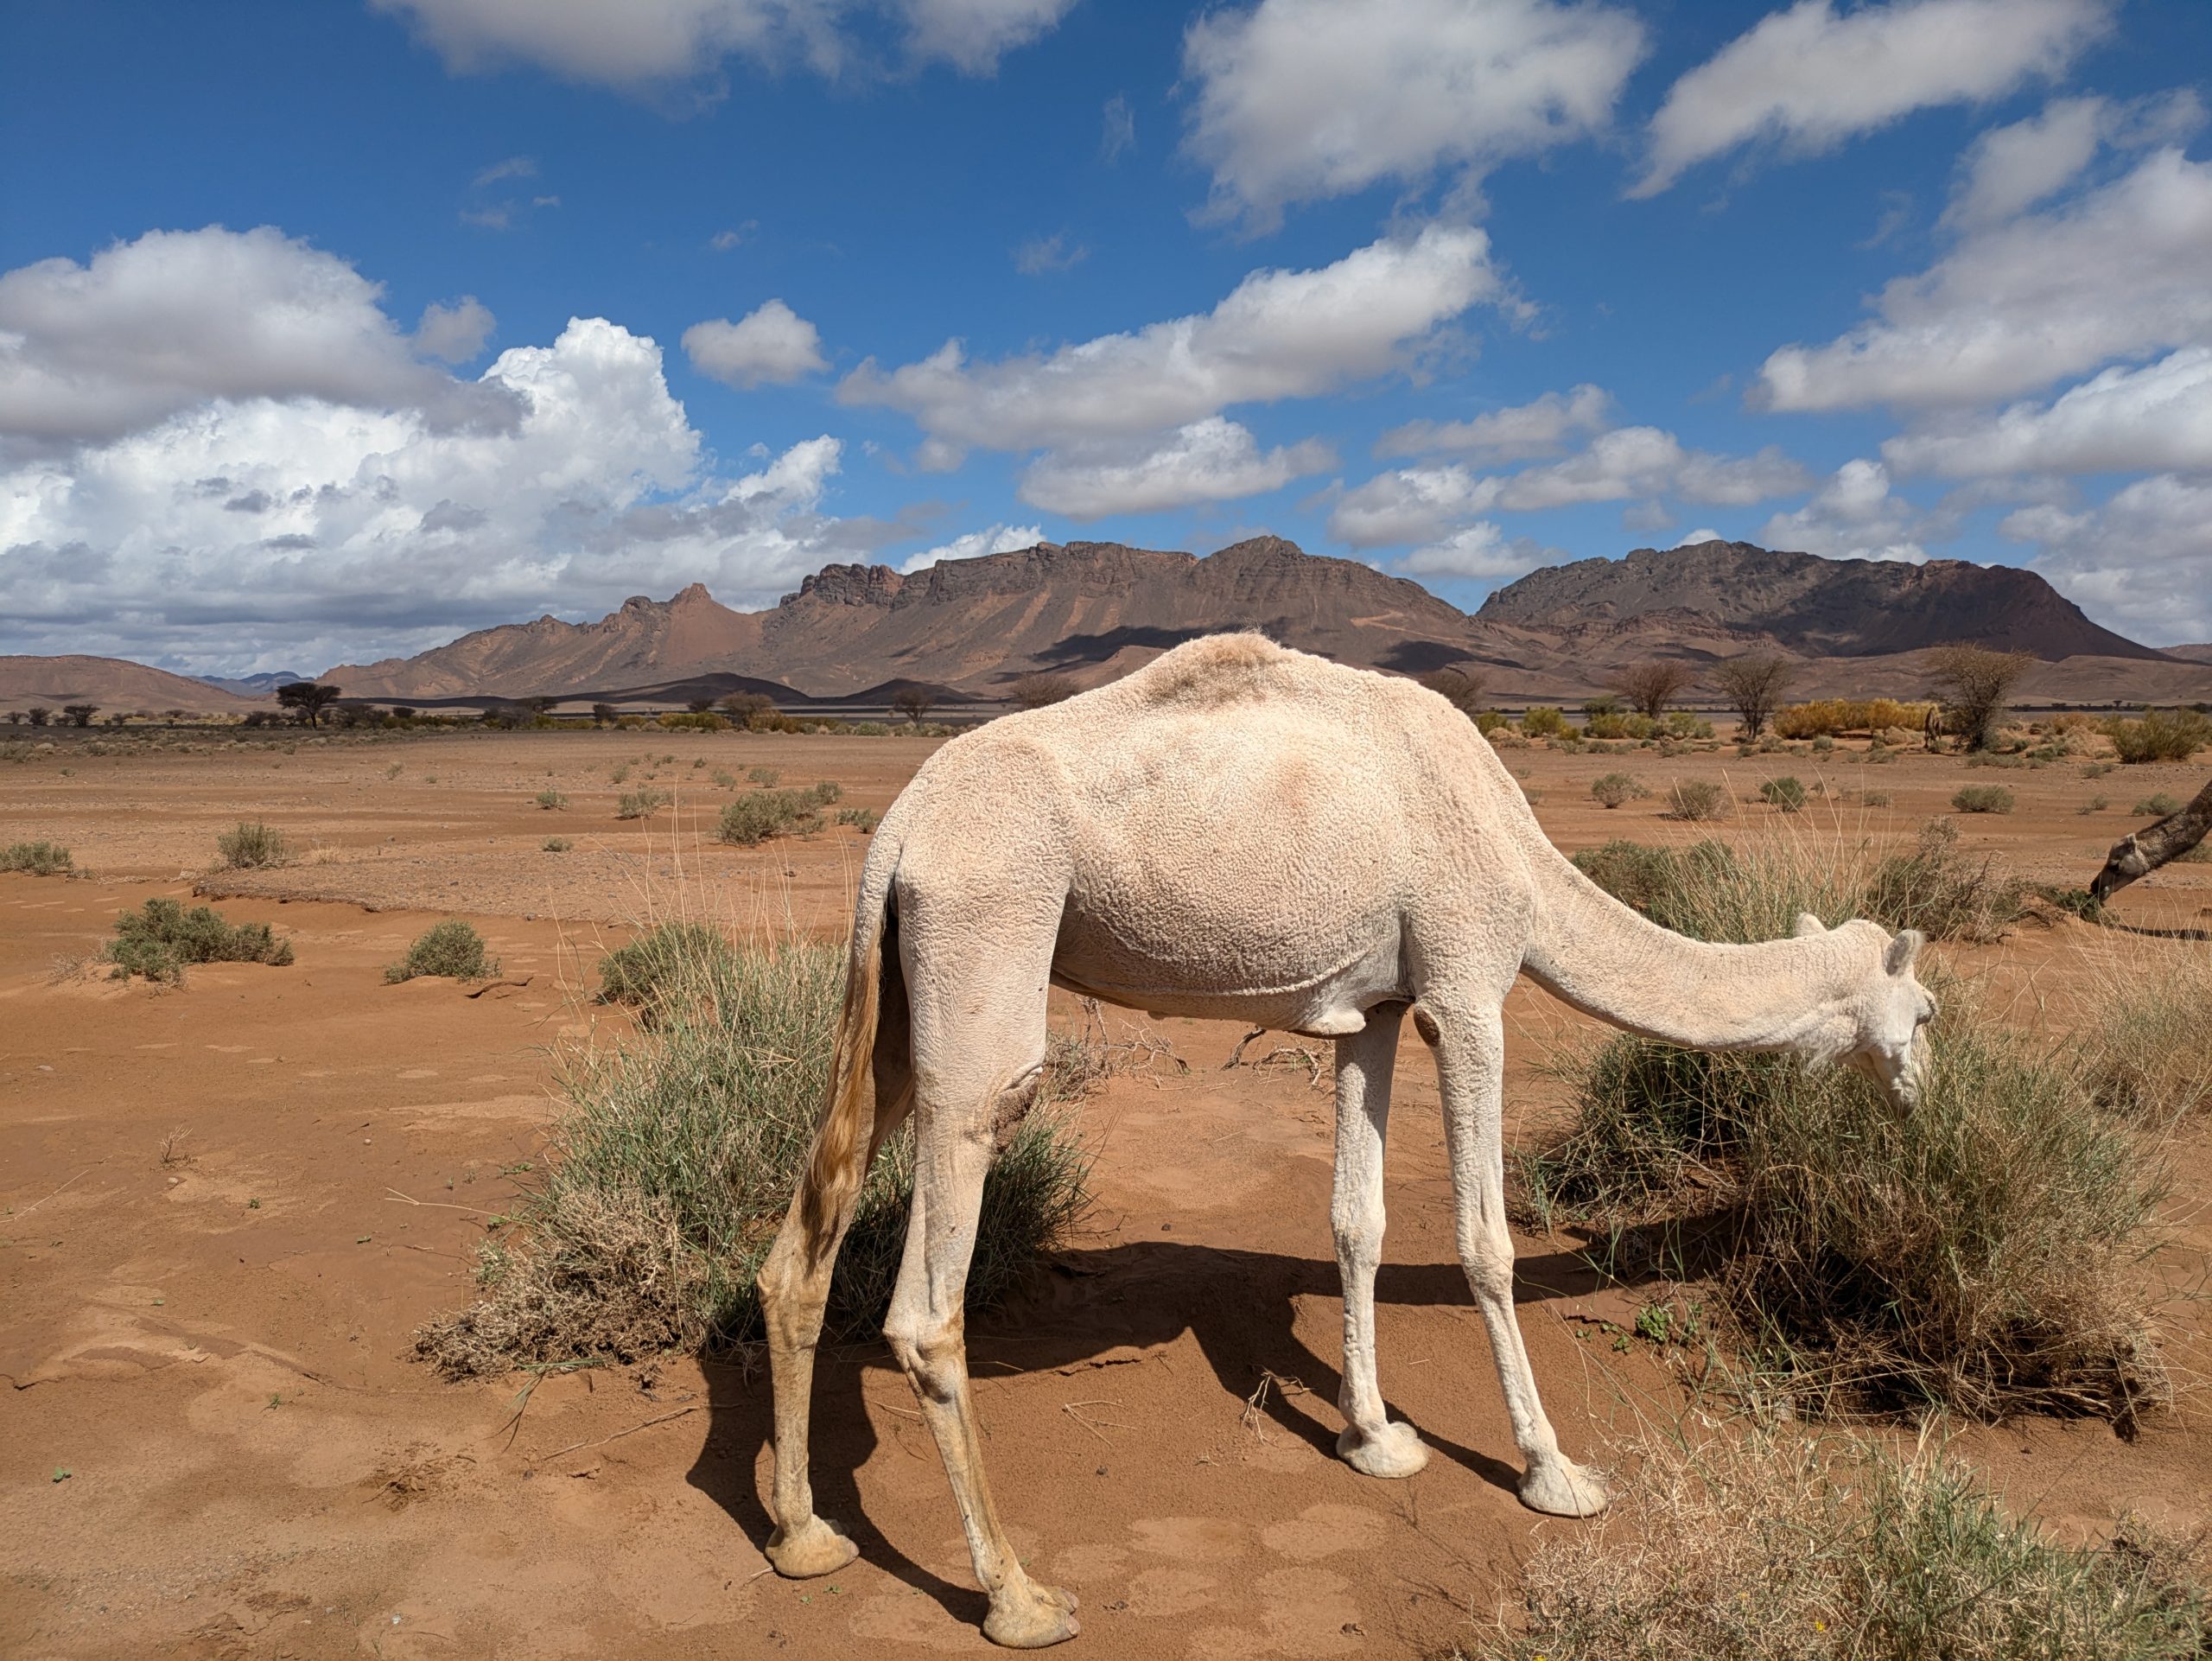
[755,633,1936,1648]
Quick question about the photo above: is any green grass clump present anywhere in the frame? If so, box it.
[1952,784,2016,814]
[1590,772,1649,809]
[745,765,781,786]
[596,921,734,1018]
[543,837,572,853]
[1758,775,1808,813]
[414,931,1092,1375]
[836,806,880,833]
[615,787,671,820]
[1522,1015,2168,1424]
[1487,1431,2210,1661]
[2133,793,2182,818]
[535,788,568,810]
[2104,708,2211,765]
[105,897,295,984]
[1663,780,1728,822]
[385,920,499,983]
[1,840,73,875]
[1859,819,2026,943]
[1520,705,1570,738]
[716,785,842,846]
[216,821,291,869]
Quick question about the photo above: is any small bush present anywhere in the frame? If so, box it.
[836,806,880,833]
[1663,780,1728,822]
[415,932,1092,1374]
[657,710,728,732]
[2105,707,2212,764]
[2080,796,2110,814]
[2133,793,2183,818]
[596,921,735,1017]
[1590,772,1648,809]
[106,897,294,984]
[543,837,572,852]
[718,790,817,846]
[1952,784,2016,814]
[1772,697,1935,739]
[535,788,568,810]
[385,920,499,983]
[217,821,292,869]
[1485,1430,2211,1661]
[615,787,671,820]
[809,779,842,805]
[1861,790,1891,807]
[710,769,737,788]
[1759,775,1808,813]
[745,765,781,786]
[1,840,72,875]
[1519,705,1571,738]
[1860,820,2026,943]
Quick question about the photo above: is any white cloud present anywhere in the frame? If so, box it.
[899,520,1043,573]
[1883,347,2212,477]
[1182,0,1645,229]
[1944,90,2204,228]
[474,155,537,187]
[1758,458,1933,563]
[1679,527,1724,545]
[414,296,496,362]
[1332,425,1809,546]
[682,299,829,388]
[2000,473,2212,642]
[1398,521,1535,579]
[1017,417,1332,518]
[0,226,489,449]
[1013,233,1087,276]
[1101,93,1135,162]
[1635,0,2111,198]
[1376,383,1611,461]
[1758,147,2212,411]
[842,225,1503,455]
[372,0,1067,86]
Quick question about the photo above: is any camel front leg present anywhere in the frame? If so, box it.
[1331,1004,1427,1478]
[885,1098,1078,1648]
[1433,1001,1607,1518]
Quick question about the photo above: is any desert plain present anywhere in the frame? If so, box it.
[3,722,2209,1659]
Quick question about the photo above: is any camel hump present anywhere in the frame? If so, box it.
[1124,631,1307,707]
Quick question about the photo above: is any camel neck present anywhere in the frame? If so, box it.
[1515,830,1854,1053]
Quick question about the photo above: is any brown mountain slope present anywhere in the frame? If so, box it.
[1478,540,2165,661]
[0,656,265,716]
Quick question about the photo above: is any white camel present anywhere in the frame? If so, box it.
[756,633,1935,1648]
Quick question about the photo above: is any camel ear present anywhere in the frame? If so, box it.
[1793,912,1825,938]
[1885,929,1925,977]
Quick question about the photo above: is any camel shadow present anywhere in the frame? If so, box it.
[684,1232,1656,1622]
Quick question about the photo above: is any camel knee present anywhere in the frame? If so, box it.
[1332,1197,1384,1265]
[1460,1228,1515,1304]
[884,1308,968,1400]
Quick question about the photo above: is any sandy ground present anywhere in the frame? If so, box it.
[3,725,2209,1658]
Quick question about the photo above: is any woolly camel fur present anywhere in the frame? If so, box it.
[756,633,1936,1648]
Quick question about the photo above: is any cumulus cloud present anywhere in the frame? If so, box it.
[1635,0,2110,198]
[899,520,1043,573]
[1330,463,1501,549]
[842,225,1503,458]
[1757,147,2212,411]
[372,0,1068,87]
[1182,0,1644,229]
[1758,458,1935,563]
[1944,90,2203,228]
[0,300,893,669]
[414,295,496,362]
[2000,473,2212,643]
[0,226,493,449]
[1883,347,2212,477]
[1397,521,1536,579]
[1018,418,1332,518]
[681,300,829,388]
[1376,383,1611,461]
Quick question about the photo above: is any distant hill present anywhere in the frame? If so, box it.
[195,670,301,697]
[0,655,266,716]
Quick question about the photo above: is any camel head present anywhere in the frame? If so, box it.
[1793,913,1936,1108]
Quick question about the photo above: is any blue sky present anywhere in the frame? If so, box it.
[3,0,2209,673]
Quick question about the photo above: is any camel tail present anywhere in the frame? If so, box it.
[796,850,897,1263]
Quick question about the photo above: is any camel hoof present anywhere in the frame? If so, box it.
[765,1515,860,1579]
[1337,1420,1429,1480]
[984,1581,1079,1648]
[1520,1457,1608,1518]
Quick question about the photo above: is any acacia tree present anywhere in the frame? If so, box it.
[1926,645,2034,751]
[892,686,937,725]
[25,707,49,727]
[62,703,98,728]
[1712,652,1796,738]
[1418,665,1489,719]
[276,681,342,728]
[1007,673,1079,710]
[1611,659,1694,720]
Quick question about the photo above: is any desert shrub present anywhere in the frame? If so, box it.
[596,921,735,1017]
[808,779,842,805]
[1662,710,1714,739]
[1572,840,1744,936]
[1758,775,1807,813]
[1663,780,1728,822]
[615,787,671,820]
[385,920,498,983]
[2105,707,2212,764]
[414,932,1092,1374]
[1590,772,1649,809]
[535,788,568,810]
[745,765,781,786]
[543,837,572,852]
[717,788,823,846]
[2081,796,2110,814]
[2133,793,2183,818]
[1772,698,1936,739]
[1585,712,1631,740]
[0,840,72,875]
[836,806,880,833]
[216,820,291,869]
[1484,1429,2210,1661]
[1861,790,1892,806]
[1473,710,1511,736]
[1859,820,2026,944]
[1952,784,2016,814]
[105,897,295,984]
[1520,705,1571,738]
[2078,952,2212,1124]
[657,710,728,732]
[1522,1015,2169,1423]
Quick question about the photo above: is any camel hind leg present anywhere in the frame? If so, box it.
[758,938,914,1577]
